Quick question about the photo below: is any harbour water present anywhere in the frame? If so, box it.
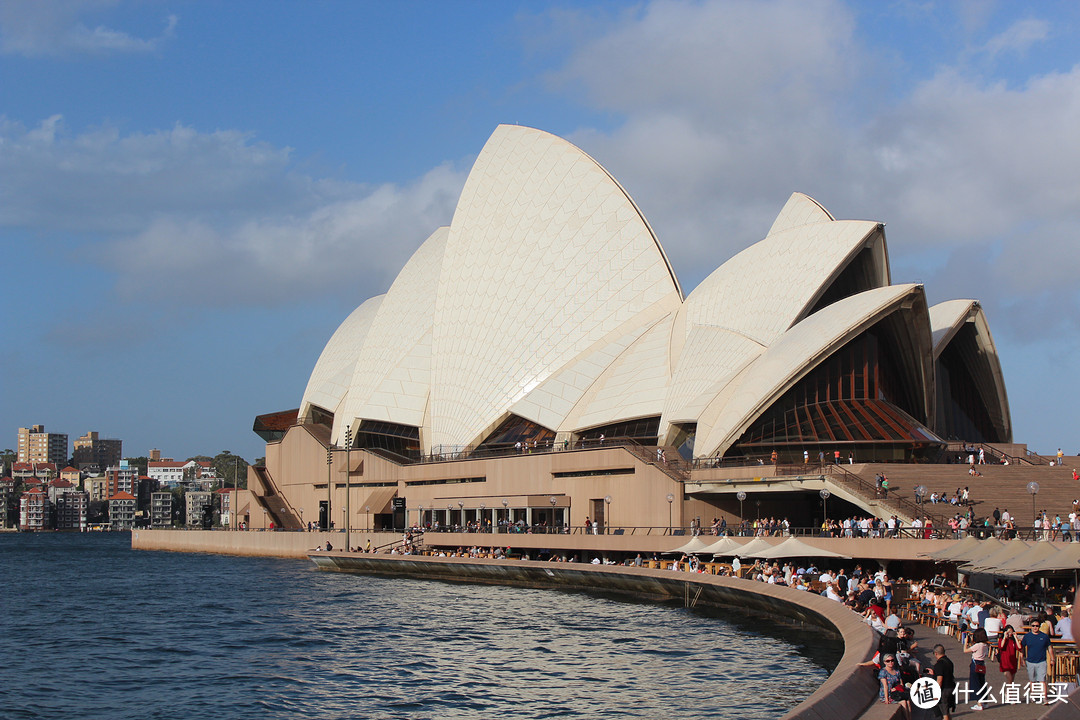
[1,533,841,719]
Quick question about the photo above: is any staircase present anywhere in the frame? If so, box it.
[249,465,303,530]
[823,464,948,526]
[852,461,1080,527]
[623,443,690,483]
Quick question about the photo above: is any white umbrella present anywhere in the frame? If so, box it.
[754,536,850,559]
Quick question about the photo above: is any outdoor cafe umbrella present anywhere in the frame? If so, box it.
[706,536,747,556]
[1025,543,1080,574]
[963,538,1031,573]
[730,536,782,558]
[951,537,1006,567]
[752,536,850,559]
[669,536,715,555]
[918,535,984,562]
[990,541,1064,578]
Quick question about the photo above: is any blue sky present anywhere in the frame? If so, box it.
[2,0,1079,463]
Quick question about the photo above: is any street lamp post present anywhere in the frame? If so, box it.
[755,499,761,521]
[604,494,612,534]
[299,507,304,530]
[548,496,556,533]
[365,504,371,531]
[480,503,486,532]
[458,500,465,529]
[736,491,746,534]
[1027,481,1040,533]
[666,492,674,533]
[418,505,423,531]
[448,504,455,530]
[326,444,333,531]
[344,427,352,552]
[502,498,509,532]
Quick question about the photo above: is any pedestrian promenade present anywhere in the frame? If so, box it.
[902,622,1074,719]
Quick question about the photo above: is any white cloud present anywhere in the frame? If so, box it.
[980,17,1048,58]
[542,0,1080,339]
[0,0,176,57]
[0,115,466,307]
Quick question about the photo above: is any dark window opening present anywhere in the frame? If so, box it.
[476,415,555,452]
[353,421,421,461]
[579,416,661,445]
[935,323,1007,443]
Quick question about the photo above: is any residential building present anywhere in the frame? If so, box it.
[72,431,122,470]
[216,488,233,527]
[47,478,75,504]
[148,460,215,489]
[19,488,50,530]
[185,490,213,527]
[60,466,81,485]
[108,491,136,530]
[55,491,88,531]
[17,425,68,465]
[151,492,173,528]
[85,477,107,502]
[0,476,18,529]
[11,462,56,483]
[105,460,138,498]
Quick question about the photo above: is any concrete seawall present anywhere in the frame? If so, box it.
[310,552,884,720]
[131,529,404,558]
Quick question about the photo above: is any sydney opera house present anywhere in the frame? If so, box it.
[247,125,1011,535]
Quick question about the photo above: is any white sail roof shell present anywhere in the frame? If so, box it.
[428,125,683,449]
[294,128,1009,460]
[332,227,448,444]
[694,284,925,457]
[662,206,887,433]
[300,294,384,422]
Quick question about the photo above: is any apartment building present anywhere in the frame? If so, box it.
[17,425,68,465]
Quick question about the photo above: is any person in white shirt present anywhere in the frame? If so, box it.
[1056,609,1074,641]
[819,570,834,584]
[984,606,1003,641]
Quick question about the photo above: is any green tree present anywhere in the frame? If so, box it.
[211,450,249,490]
[124,456,149,477]
[0,449,15,476]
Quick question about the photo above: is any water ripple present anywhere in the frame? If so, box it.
[1,533,840,719]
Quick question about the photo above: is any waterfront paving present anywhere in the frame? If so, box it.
[904,624,1066,719]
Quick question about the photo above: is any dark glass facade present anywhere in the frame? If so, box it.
[580,416,661,445]
[935,323,1008,443]
[354,421,421,460]
[728,323,941,461]
[476,415,555,451]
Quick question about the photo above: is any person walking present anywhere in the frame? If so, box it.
[932,644,957,720]
[997,625,1020,683]
[963,628,989,710]
[1021,618,1055,700]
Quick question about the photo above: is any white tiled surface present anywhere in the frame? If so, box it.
[297,127,1003,461]
[333,227,448,443]
[428,125,681,449]
[566,310,677,432]
[766,191,834,237]
[929,298,975,357]
[694,284,922,457]
[300,293,384,423]
[683,219,882,345]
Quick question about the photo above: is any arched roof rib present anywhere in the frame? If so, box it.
[428,125,682,450]
[300,293,384,425]
[694,284,934,458]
